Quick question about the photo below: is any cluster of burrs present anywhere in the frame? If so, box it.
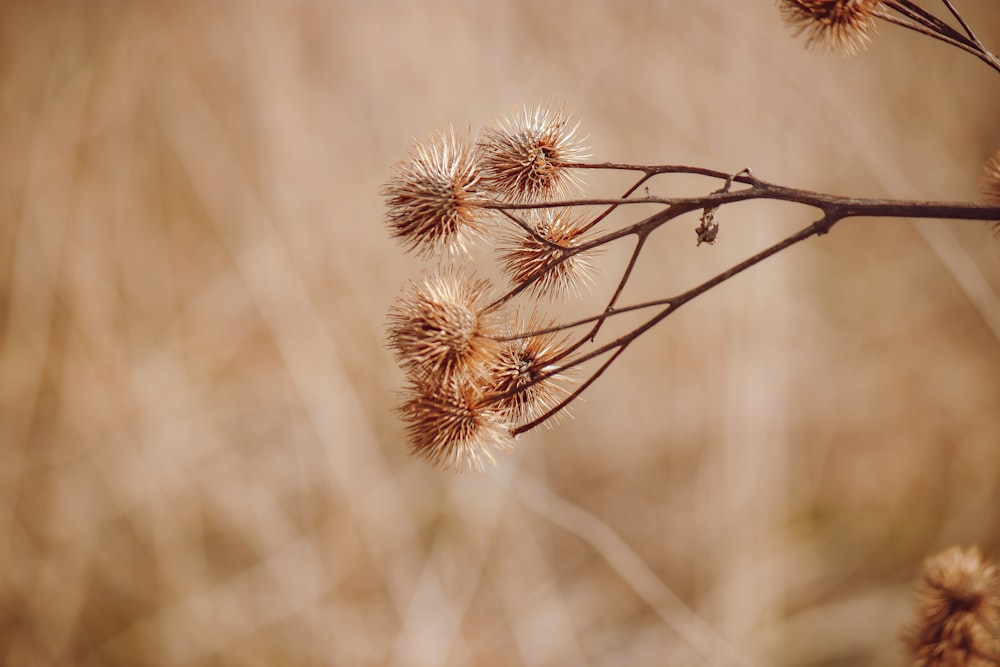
[383,105,601,472]
[384,4,1000,474]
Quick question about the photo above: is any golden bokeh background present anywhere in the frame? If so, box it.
[1,2,998,665]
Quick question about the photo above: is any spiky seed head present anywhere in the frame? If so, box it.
[486,314,574,426]
[383,128,492,257]
[387,270,497,386]
[982,150,1000,203]
[906,545,1000,667]
[478,104,589,203]
[778,0,883,55]
[982,150,1000,236]
[498,209,601,299]
[399,380,514,473]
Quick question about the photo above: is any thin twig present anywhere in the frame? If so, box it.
[938,0,983,47]
[586,232,649,343]
[511,213,839,435]
[502,177,1000,432]
[578,169,658,234]
[887,0,970,44]
[879,4,1000,74]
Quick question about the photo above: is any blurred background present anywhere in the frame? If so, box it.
[1,1,999,665]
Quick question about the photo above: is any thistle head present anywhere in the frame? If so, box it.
[485,314,575,426]
[498,209,601,299]
[387,269,498,386]
[383,128,492,257]
[981,150,1000,236]
[982,150,1000,202]
[906,545,1000,667]
[398,379,514,473]
[778,0,883,55]
[478,104,589,203]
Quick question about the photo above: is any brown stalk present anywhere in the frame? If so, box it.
[483,168,1000,435]
[387,1,1000,469]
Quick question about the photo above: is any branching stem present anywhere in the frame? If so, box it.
[485,165,1000,435]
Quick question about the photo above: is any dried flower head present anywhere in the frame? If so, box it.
[498,209,601,299]
[387,270,497,386]
[982,150,1000,236]
[478,104,589,203]
[399,380,514,473]
[383,129,492,257]
[486,314,574,426]
[906,545,1000,667]
[982,150,1000,203]
[779,0,883,55]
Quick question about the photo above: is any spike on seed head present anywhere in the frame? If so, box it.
[478,104,589,203]
[906,545,1000,667]
[498,209,602,299]
[399,380,514,473]
[486,313,575,426]
[778,0,883,55]
[387,269,498,386]
[383,128,492,257]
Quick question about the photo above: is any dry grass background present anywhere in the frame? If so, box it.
[1,1,999,665]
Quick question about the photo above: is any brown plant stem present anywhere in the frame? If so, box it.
[939,0,982,45]
[880,1,1000,74]
[481,165,1000,433]
[509,220,1000,436]
[487,171,1000,249]
[510,212,833,435]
